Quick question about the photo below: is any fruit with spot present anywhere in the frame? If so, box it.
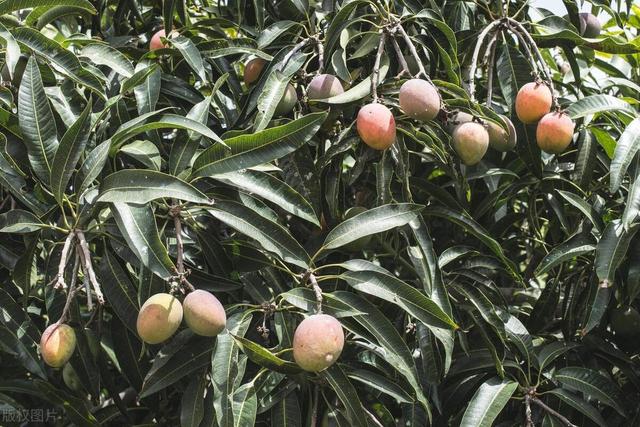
[40,323,76,368]
[342,207,372,252]
[452,122,489,166]
[579,13,601,38]
[274,83,297,116]
[293,314,344,372]
[357,103,396,150]
[515,82,552,124]
[399,79,441,122]
[183,289,227,337]
[610,307,640,338]
[536,112,575,154]
[487,115,517,152]
[136,293,183,344]
[244,57,266,86]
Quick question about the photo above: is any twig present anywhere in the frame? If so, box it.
[55,232,75,289]
[371,29,386,103]
[531,397,578,427]
[390,35,411,78]
[76,230,104,304]
[396,24,429,81]
[302,272,323,313]
[468,19,503,101]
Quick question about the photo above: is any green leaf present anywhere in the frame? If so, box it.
[120,140,161,171]
[0,379,97,425]
[232,382,258,427]
[320,203,424,251]
[567,94,636,119]
[320,365,368,427]
[535,234,596,276]
[18,56,58,183]
[50,99,92,204]
[170,35,207,82]
[460,377,518,427]
[544,389,606,427]
[120,63,159,94]
[340,269,458,330]
[207,201,309,269]
[212,312,253,427]
[12,27,104,95]
[140,335,214,398]
[231,335,302,374]
[610,118,640,192]
[0,288,45,379]
[594,220,639,286]
[554,367,625,416]
[97,170,211,205]
[0,0,96,15]
[169,96,211,176]
[111,202,175,279]
[75,139,110,197]
[0,209,44,233]
[181,375,207,427]
[214,170,319,226]
[536,341,580,370]
[110,318,145,391]
[112,113,225,149]
[80,42,134,78]
[192,112,327,177]
[98,250,139,335]
[345,368,413,404]
[0,23,20,80]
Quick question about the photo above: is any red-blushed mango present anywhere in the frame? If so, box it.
[399,79,441,121]
[40,323,76,368]
[452,122,489,166]
[62,363,82,392]
[515,82,552,124]
[149,29,176,50]
[307,74,344,100]
[183,290,227,337]
[136,293,183,344]
[536,112,575,154]
[274,83,297,116]
[293,314,344,372]
[357,103,396,150]
[487,115,517,152]
[579,13,601,38]
[244,57,266,86]
[610,307,640,338]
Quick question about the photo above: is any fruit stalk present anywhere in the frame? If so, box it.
[506,18,559,109]
[76,230,104,304]
[55,231,76,289]
[484,33,498,107]
[395,24,428,81]
[390,35,411,78]
[171,204,196,292]
[467,19,503,101]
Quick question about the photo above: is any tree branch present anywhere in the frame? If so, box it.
[391,34,411,78]
[395,24,428,80]
[531,397,578,427]
[371,29,386,103]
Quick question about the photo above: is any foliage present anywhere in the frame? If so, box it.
[0,0,639,426]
